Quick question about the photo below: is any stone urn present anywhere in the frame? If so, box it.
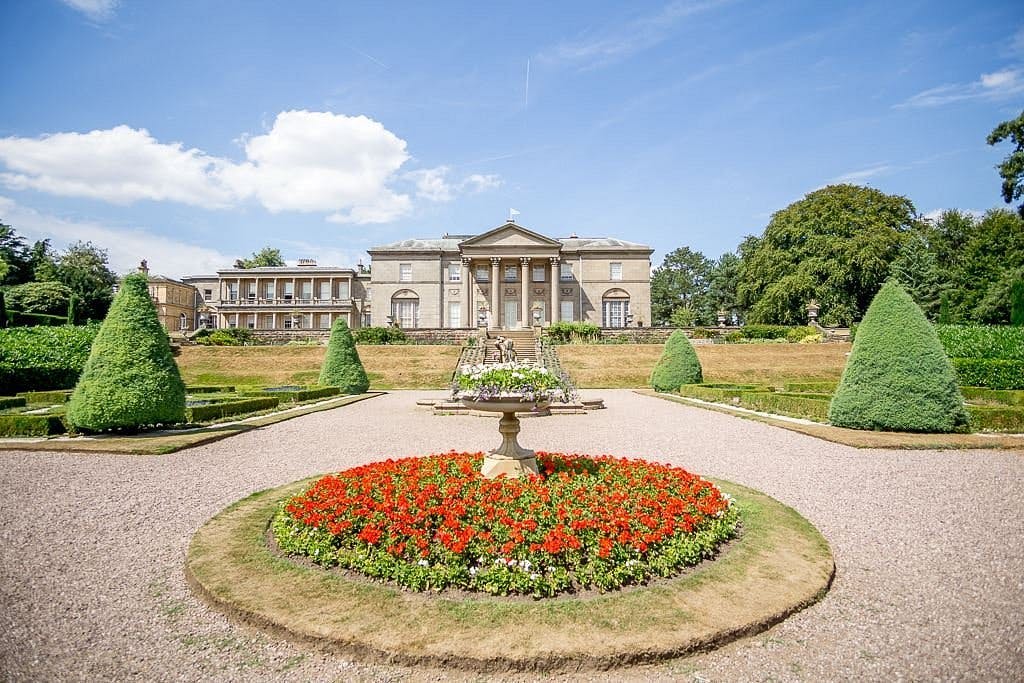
[459,395,550,478]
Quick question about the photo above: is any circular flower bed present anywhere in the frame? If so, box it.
[272,452,739,597]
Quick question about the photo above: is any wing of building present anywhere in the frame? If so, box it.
[368,222,653,329]
[179,221,652,334]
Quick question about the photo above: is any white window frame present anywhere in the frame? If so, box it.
[504,265,518,282]
[532,266,546,283]
[283,282,294,300]
[560,300,574,322]
[475,266,489,282]
[319,313,331,329]
[560,263,573,281]
[448,263,461,282]
[203,288,212,301]
[319,282,331,300]
[447,301,461,328]
[337,280,350,299]
[602,299,630,328]
[399,263,412,282]
[610,262,623,281]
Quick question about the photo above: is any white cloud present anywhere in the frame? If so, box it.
[539,0,731,69]
[896,68,1024,108]
[0,196,234,278]
[922,208,985,222]
[829,164,893,184]
[0,111,499,224]
[61,0,118,20]
[405,166,502,203]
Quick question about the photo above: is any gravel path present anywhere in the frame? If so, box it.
[1,390,1022,682]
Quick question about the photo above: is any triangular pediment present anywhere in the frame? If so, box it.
[459,223,562,249]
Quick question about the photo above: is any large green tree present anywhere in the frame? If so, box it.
[987,109,1024,218]
[650,246,712,325]
[946,209,1024,324]
[707,251,742,322]
[0,224,31,286]
[888,232,943,320]
[54,241,117,322]
[234,246,286,268]
[4,281,73,317]
[736,184,918,326]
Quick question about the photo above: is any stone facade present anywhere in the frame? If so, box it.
[145,275,200,335]
[367,222,653,329]
[182,264,371,332]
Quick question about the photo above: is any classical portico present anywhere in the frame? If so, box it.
[367,222,653,330]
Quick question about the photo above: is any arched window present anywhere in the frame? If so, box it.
[179,313,188,331]
[601,288,631,328]
[390,289,419,328]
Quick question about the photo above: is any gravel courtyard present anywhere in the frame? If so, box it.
[1,390,1022,682]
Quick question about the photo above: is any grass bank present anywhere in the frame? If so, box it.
[176,345,460,390]
[556,343,851,388]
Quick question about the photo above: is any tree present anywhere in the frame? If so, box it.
[828,282,968,433]
[4,281,73,317]
[707,251,742,321]
[0,223,31,286]
[946,210,1024,324]
[318,318,369,393]
[650,330,702,391]
[737,184,918,326]
[54,241,117,322]
[67,273,186,431]
[1011,279,1024,326]
[234,246,286,268]
[650,246,712,325]
[27,238,58,281]
[986,109,1024,218]
[888,232,943,319]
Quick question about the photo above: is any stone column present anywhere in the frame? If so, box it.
[549,257,560,324]
[489,257,501,329]
[461,257,472,327]
[520,257,530,328]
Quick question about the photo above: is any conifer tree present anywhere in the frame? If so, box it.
[829,282,968,432]
[319,318,369,393]
[67,272,185,431]
[650,330,703,392]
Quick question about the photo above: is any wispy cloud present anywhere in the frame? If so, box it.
[60,0,118,21]
[896,68,1024,108]
[538,0,731,69]
[829,163,894,184]
[0,196,234,278]
[405,166,502,202]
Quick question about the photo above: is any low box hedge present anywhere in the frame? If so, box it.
[678,384,766,402]
[240,386,341,403]
[187,385,236,394]
[952,358,1024,390]
[960,387,1024,407]
[966,405,1024,432]
[0,396,28,410]
[738,391,831,422]
[187,396,281,423]
[783,381,838,394]
[0,414,67,437]
[16,390,72,405]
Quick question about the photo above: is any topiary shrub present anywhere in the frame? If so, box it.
[319,318,369,393]
[828,282,968,432]
[67,273,186,431]
[650,330,702,392]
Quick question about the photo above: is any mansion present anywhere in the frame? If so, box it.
[157,222,652,334]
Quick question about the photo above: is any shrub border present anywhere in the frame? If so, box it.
[186,477,833,673]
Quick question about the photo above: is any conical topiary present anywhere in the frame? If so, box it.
[67,272,186,431]
[319,318,369,393]
[650,330,703,392]
[829,281,968,432]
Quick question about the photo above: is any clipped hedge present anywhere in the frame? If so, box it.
[0,396,27,410]
[187,385,236,394]
[353,326,408,345]
[783,381,838,393]
[960,387,1024,406]
[16,390,72,404]
[951,358,1024,390]
[650,330,702,392]
[966,405,1024,432]
[320,319,369,393]
[679,383,765,402]
[545,322,602,344]
[739,391,831,422]
[68,273,187,432]
[186,396,281,423]
[240,386,341,403]
[829,283,968,433]
[937,324,1024,362]
[0,414,67,437]
[0,324,99,393]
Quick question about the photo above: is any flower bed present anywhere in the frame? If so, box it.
[272,452,739,597]
[453,362,573,402]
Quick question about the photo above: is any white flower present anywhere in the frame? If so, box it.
[530,573,540,580]
[469,566,478,576]
[417,559,429,567]
[520,559,531,571]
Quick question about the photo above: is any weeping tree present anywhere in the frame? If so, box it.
[319,318,369,393]
[829,282,967,433]
[67,272,185,431]
[650,330,702,392]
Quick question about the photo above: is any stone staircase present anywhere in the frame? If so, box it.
[482,330,539,364]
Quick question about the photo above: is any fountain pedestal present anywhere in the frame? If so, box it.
[460,397,549,478]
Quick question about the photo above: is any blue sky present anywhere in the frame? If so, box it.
[1,0,1022,277]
